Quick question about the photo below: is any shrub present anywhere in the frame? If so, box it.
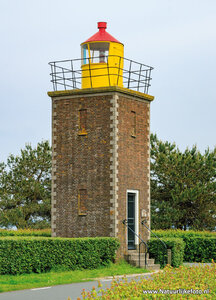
[183,237,216,262]
[152,229,216,238]
[148,237,185,268]
[0,229,51,237]
[84,262,216,299]
[0,237,119,275]
[152,230,216,262]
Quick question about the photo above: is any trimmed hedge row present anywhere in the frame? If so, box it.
[152,229,216,238]
[151,230,216,262]
[183,237,216,262]
[148,237,185,268]
[0,237,119,275]
[0,229,51,237]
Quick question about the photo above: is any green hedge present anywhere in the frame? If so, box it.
[0,229,51,237]
[148,237,185,268]
[183,237,216,262]
[151,230,216,262]
[0,237,119,275]
[152,229,216,238]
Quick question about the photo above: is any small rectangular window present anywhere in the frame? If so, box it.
[78,189,87,215]
[81,45,88,65]
[89,42,109,63]
[131,111,136,137]
[78,109,87,135]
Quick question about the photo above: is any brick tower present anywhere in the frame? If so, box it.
[48,22,154,259]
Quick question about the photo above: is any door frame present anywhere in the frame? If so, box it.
[126,189,139,248]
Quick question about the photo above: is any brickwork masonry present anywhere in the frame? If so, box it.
[49,89,153,249]
[146,104,151,238]
[51,102,57,237]
[109,94,119,238]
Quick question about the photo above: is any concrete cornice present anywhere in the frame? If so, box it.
[47,86,154,102]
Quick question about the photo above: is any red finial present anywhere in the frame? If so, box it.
[82,21,122,44]
[98,22,107,30]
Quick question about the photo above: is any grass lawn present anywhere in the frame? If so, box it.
[0,260,148,293]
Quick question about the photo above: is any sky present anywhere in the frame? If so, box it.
[0,0,216,162]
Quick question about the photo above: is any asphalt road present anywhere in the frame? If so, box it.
[1,264,210,300]
[0,273,154,300]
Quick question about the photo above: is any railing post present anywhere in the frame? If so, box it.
[137,64,142,92]
[116,56,122,86]
[145,245,147,268]
[88,58,92,88]
[141,220,167,268]
[146,68,152,94]
[50,63,55,91]
[53,62,57,91]
[167,249,172,265]
[127,60,132,89]
[71,60,76,89]
[62,68,66,90]
[122,219,149,269]
[139,243,141,268]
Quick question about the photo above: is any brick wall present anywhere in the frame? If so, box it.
[51,94,113,237]
[49,88,153,257]
[117,94,151,257]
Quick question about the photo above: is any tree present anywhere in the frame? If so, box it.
[0,141,51,229]
[150,134,216,230]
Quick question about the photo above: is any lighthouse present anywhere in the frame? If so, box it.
[48,22,154,262]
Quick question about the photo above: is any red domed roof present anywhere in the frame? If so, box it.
[82,22,123,44]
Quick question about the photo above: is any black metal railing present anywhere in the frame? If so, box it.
[141,220,168,266]
[123,219,149,268]
[49,56,153,94]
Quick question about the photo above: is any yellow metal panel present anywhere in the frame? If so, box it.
[81,41,124,89]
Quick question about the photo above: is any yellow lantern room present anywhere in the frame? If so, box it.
[81,22,124,89]
[49,21,153,95]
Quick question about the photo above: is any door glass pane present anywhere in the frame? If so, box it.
[128,201,134,219]
[127,193,135,250]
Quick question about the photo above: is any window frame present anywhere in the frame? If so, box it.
[78,189,87,216]
[131,111,136,138]
[78,108,87,136]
